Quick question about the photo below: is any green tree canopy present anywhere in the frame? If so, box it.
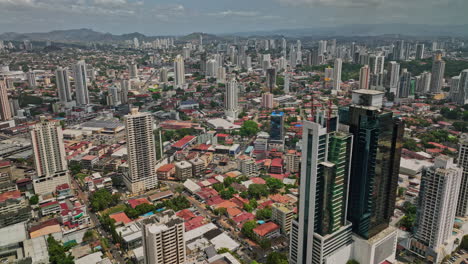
[240,120,260,137]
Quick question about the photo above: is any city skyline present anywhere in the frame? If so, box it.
[0,0,468,35]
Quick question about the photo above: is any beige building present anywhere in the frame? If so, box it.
[189,158,204,177]
[285,150,300,174]
[271,203,295,234]
[0,80,11,121]
[124,108,158,194]
[175,161,192,180]
[31,116,70,195]
[142,210,186,264]
[237,155,257,177]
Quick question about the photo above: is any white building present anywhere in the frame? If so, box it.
[224,79,239,119]
[31,116,70,195]
[410,156,462,262]
[388,61,400,95]
[26,71,36,88]
[175,161,192,180]
[124,108,158,193]
[359,65,370,90]
[174,55,185,88]
[216,67,226,83]
[129,62,138,78]
[142,211,186,264]
[56,67,73,104]
[457,133,468,216]
[0,80,12,121]
[332,58,342,91]
[73,60,89,105]
[290,116,354,264]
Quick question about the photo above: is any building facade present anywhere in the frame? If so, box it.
[290,111,354,264]
[73,60,89,105]
[31,116,70,195]
[142,211,186,264]
[124,108,158,193]
[411,156,462,262]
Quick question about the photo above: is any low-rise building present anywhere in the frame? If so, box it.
[175,161,193,180]
[0,190,31,228]
[271,203,295,234]
[189,158,205,177]
[253,222,280,240]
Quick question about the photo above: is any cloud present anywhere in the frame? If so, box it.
[210,10,259,17]
[93,0,127,6]
[277,0,384,8]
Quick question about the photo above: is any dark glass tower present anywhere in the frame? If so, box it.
[339,90,404,239]
[270,111,284,142]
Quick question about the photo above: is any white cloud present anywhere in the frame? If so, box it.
[210,10,259,17]
[93,0,127,6]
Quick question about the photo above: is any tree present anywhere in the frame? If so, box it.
[29,195,39,205]
[47,235,75,264]
[241,220,258,240]
[70,163,82,175]
[248,184,269,199]
[460,235,468,250]
[152,93,161,101]
[256,208,272,220]
[124,207,140,219]
[240,120,260,137]
[266,252,288,264]
[89,189,119,212]
[266,177,284,193]
[346,260,360,264]
[135,203,156,215]
[82,230,96,242]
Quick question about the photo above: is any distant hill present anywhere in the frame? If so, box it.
[0,28,168,43]
[231,24,468,37]
[1,24,467,44]
[0,29,226,43]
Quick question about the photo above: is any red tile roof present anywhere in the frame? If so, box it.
[109,212,132,225]
[0,190,21,202]
[127,198,151,208]
[176,209,196,221]
[172,135,196,149]
[157,163,175,172]
[253,222,280,237]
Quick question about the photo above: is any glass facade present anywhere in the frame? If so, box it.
[340,106,404,239]
[270,111,284,141]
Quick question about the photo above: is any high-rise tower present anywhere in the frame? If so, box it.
[290,109,354,264]
[174,55,185,88]
[430,54,446,93]
[124,108,158,193]
[411,156,462,262]
[73,60,89,105]
[31,116,70,194]
[339,90,404,239]
[224,79,239,119]
[56,67,72,104]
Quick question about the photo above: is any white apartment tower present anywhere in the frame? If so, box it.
[56,67,72,103]
[430,54,446,93]
[456,133,468,216]
[124,108,158,193]
[224,79,239,119]
[129,62,138,78]
[142,210,186,264]
[0,80,11,121]
[411,156,462,262]
[73,60,89,105]
[174,55,185,88]
[333,58,342,91]
[26,71,36,88]
[31,116,70,194]
[290,113,354,264]
[388,61,400,95]
[359,65,370,90]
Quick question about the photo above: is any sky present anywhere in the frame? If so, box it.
[0,0,467,35]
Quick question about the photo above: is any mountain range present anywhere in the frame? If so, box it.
[0,24,467,44]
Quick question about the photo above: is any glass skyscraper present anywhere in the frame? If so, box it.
[290,110,354,264]
[339,90,404,239]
